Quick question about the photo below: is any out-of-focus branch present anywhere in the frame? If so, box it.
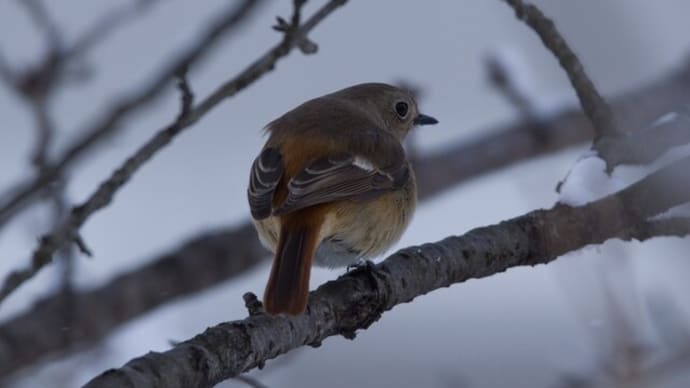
[485,53,536,118]
[2,54,688,380]
[0,0,269,304]
[503,0,620,142]
[66,0,160,72]
[415,56,690,199]
[0,223,265,379]
[559,345,690,388]
[18,0,63,52]
[5,0,161,172]
[0,52,14,86]
[502,0,688,174]
[0,0,347,306]
[15,0,82,335]
[599,110,690,167]
[0,0,262,233]
[83,152,690,388]
[8,0,161,99]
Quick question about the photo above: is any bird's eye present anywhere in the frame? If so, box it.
[395,101,409,118]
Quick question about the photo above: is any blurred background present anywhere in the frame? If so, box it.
[1,1,690,387]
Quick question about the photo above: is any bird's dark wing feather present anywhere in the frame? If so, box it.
[274,153,409,215]
[248,147,283,220]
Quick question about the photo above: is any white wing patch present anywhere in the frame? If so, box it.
[352,156,376,171]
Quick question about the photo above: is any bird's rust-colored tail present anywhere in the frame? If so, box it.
[263,213,321,315]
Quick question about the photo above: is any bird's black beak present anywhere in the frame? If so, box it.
[413,114,438,126]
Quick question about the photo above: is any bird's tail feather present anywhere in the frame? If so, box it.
[264,218,320,315]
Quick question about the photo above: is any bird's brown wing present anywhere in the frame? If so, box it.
[248,147,283,220]
[273,153,409,216]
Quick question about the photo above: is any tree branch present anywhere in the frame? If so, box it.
[2,54,688,379]
[597,110,690,168]
[415,56,690,199]
[83,153,690,388]
[0,223,265,379]
[503,0,620,141]
[0,0,350,304]
[0,0,273,304]
[18,0,63,53]
[7,0,162,100]
[485,53,536,118]
[0,0,262,233]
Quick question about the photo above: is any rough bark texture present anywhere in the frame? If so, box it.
[83,155,690,388]
[2,57,689,380]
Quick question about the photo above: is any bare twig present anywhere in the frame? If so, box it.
[17,0,63,51]
[485,53,535,118]
[0,0,263,234]
[0,223,266,379]
[558,345,690,388]
[27,98,54,169]
[503,0,620,143]
[416,58,690,199]
[2,56,688,378]
[0,0,347,305]
[67,0,161,68]
[175,72,194,120]
[0,51,14,86]
[6,1,163,178]
[9,0,162,99]
[83,153,690,388]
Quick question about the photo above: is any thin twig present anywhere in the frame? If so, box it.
[0,0,262,234]
[28,99,54,169]
[10,0,162,99]
[0,224,266,379]
[17,0,63,51]
[67,0,161,66]
[503,0,620,143]
[0,51,14,86]
[0,0,347,306]
[485,53,535,118]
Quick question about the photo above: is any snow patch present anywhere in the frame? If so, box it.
[558,152,627,206]
[559,112,690,206]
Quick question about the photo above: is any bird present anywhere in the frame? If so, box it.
[247,82,437,315]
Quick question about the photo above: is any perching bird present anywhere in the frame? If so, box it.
[248,83,437,315]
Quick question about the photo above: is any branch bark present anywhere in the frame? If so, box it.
[83,153,690,388]
[2,54,688,380]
